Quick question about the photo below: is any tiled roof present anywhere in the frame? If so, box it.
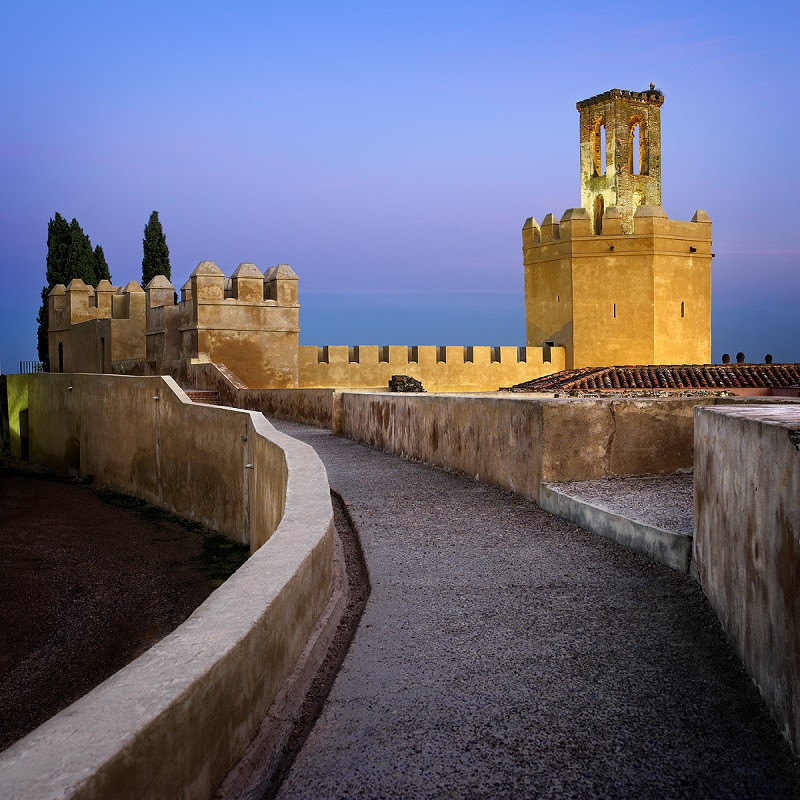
[507,364,800,393]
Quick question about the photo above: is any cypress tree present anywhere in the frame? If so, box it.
[66,218,96,287]
[93,244,111,282]
[45,212,71,286]
[38,213,71,363]
[142,211,171,286]
[36,213,110,365]
[36,286,51,364]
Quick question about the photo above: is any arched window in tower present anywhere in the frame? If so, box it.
[628,116,644,175]
[593,195,604,235]
[592,117,606,177]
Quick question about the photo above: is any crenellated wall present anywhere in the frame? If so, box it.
[48,262,563,392]
[48,262,301,389]
[48,279,146,372]
[523,204,711,369]
[299,344,564,392]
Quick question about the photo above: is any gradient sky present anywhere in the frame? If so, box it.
[1,0,798,372]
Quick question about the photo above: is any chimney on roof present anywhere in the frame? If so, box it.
[765,354,773,364]
[736,352,745,364]
[722,353,730,364]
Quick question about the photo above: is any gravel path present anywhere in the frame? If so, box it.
[271,420,800,800]
[547,474,694,535]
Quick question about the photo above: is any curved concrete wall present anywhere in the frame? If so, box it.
[1,373,334,799]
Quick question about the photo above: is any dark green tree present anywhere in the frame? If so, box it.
[45,212,72,286]
[141,211,171,286]
[66,218,96,287]
[38,213,71,362]
[37,214,108,365]
[93,244,111,282]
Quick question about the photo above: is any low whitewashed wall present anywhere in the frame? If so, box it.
[694,404,800,754]
[1,374,334,799]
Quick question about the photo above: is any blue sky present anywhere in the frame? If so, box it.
[1,0,798,371]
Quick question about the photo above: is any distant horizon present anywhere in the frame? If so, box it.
[2,1,798,371]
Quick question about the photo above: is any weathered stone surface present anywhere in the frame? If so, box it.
[388,374,425,393]
[694,404,800,755]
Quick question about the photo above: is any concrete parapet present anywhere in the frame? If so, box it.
[539,482,693,573]
[694,404,800,754]
[339,394,796,502]
[241,388,344,433]
[1,373,335,799]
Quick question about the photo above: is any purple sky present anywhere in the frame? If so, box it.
[1,1,798,372]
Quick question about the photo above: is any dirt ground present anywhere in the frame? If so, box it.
[0,460,249,752]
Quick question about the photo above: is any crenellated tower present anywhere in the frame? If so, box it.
[523,86,712,370]
[578,85,664,235]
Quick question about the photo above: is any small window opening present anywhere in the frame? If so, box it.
[557,294,560,303]
[628,118,643,175]
[592,118,606,177]
[593,195,604,235]
[58,341,64,373]
[600,125,606,175]
[680,301,685,318]
[613,303,617,318]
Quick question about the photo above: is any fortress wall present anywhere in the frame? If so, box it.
[694,405,800,754]
[1,373,335,799]
[298,344,565,392]
[241,388,344,432]
[340,394,791,502]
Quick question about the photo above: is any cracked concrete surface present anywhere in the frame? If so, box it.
[271,420,800,799]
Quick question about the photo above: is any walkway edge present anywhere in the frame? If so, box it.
[539,482,693,573]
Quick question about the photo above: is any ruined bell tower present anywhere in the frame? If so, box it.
[578,85,664,234]
[523,86,712,369]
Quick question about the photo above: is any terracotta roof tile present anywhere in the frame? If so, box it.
[506,363,800,393]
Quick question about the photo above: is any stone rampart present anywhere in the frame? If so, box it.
[694,404,800,754]
[299,344,564,392]
[1,373,335,799]
[48,265,563,393]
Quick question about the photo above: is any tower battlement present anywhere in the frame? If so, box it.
[576,86,664,110]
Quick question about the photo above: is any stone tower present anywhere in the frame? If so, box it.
[578,85,664,234]
[523,87,712,369]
